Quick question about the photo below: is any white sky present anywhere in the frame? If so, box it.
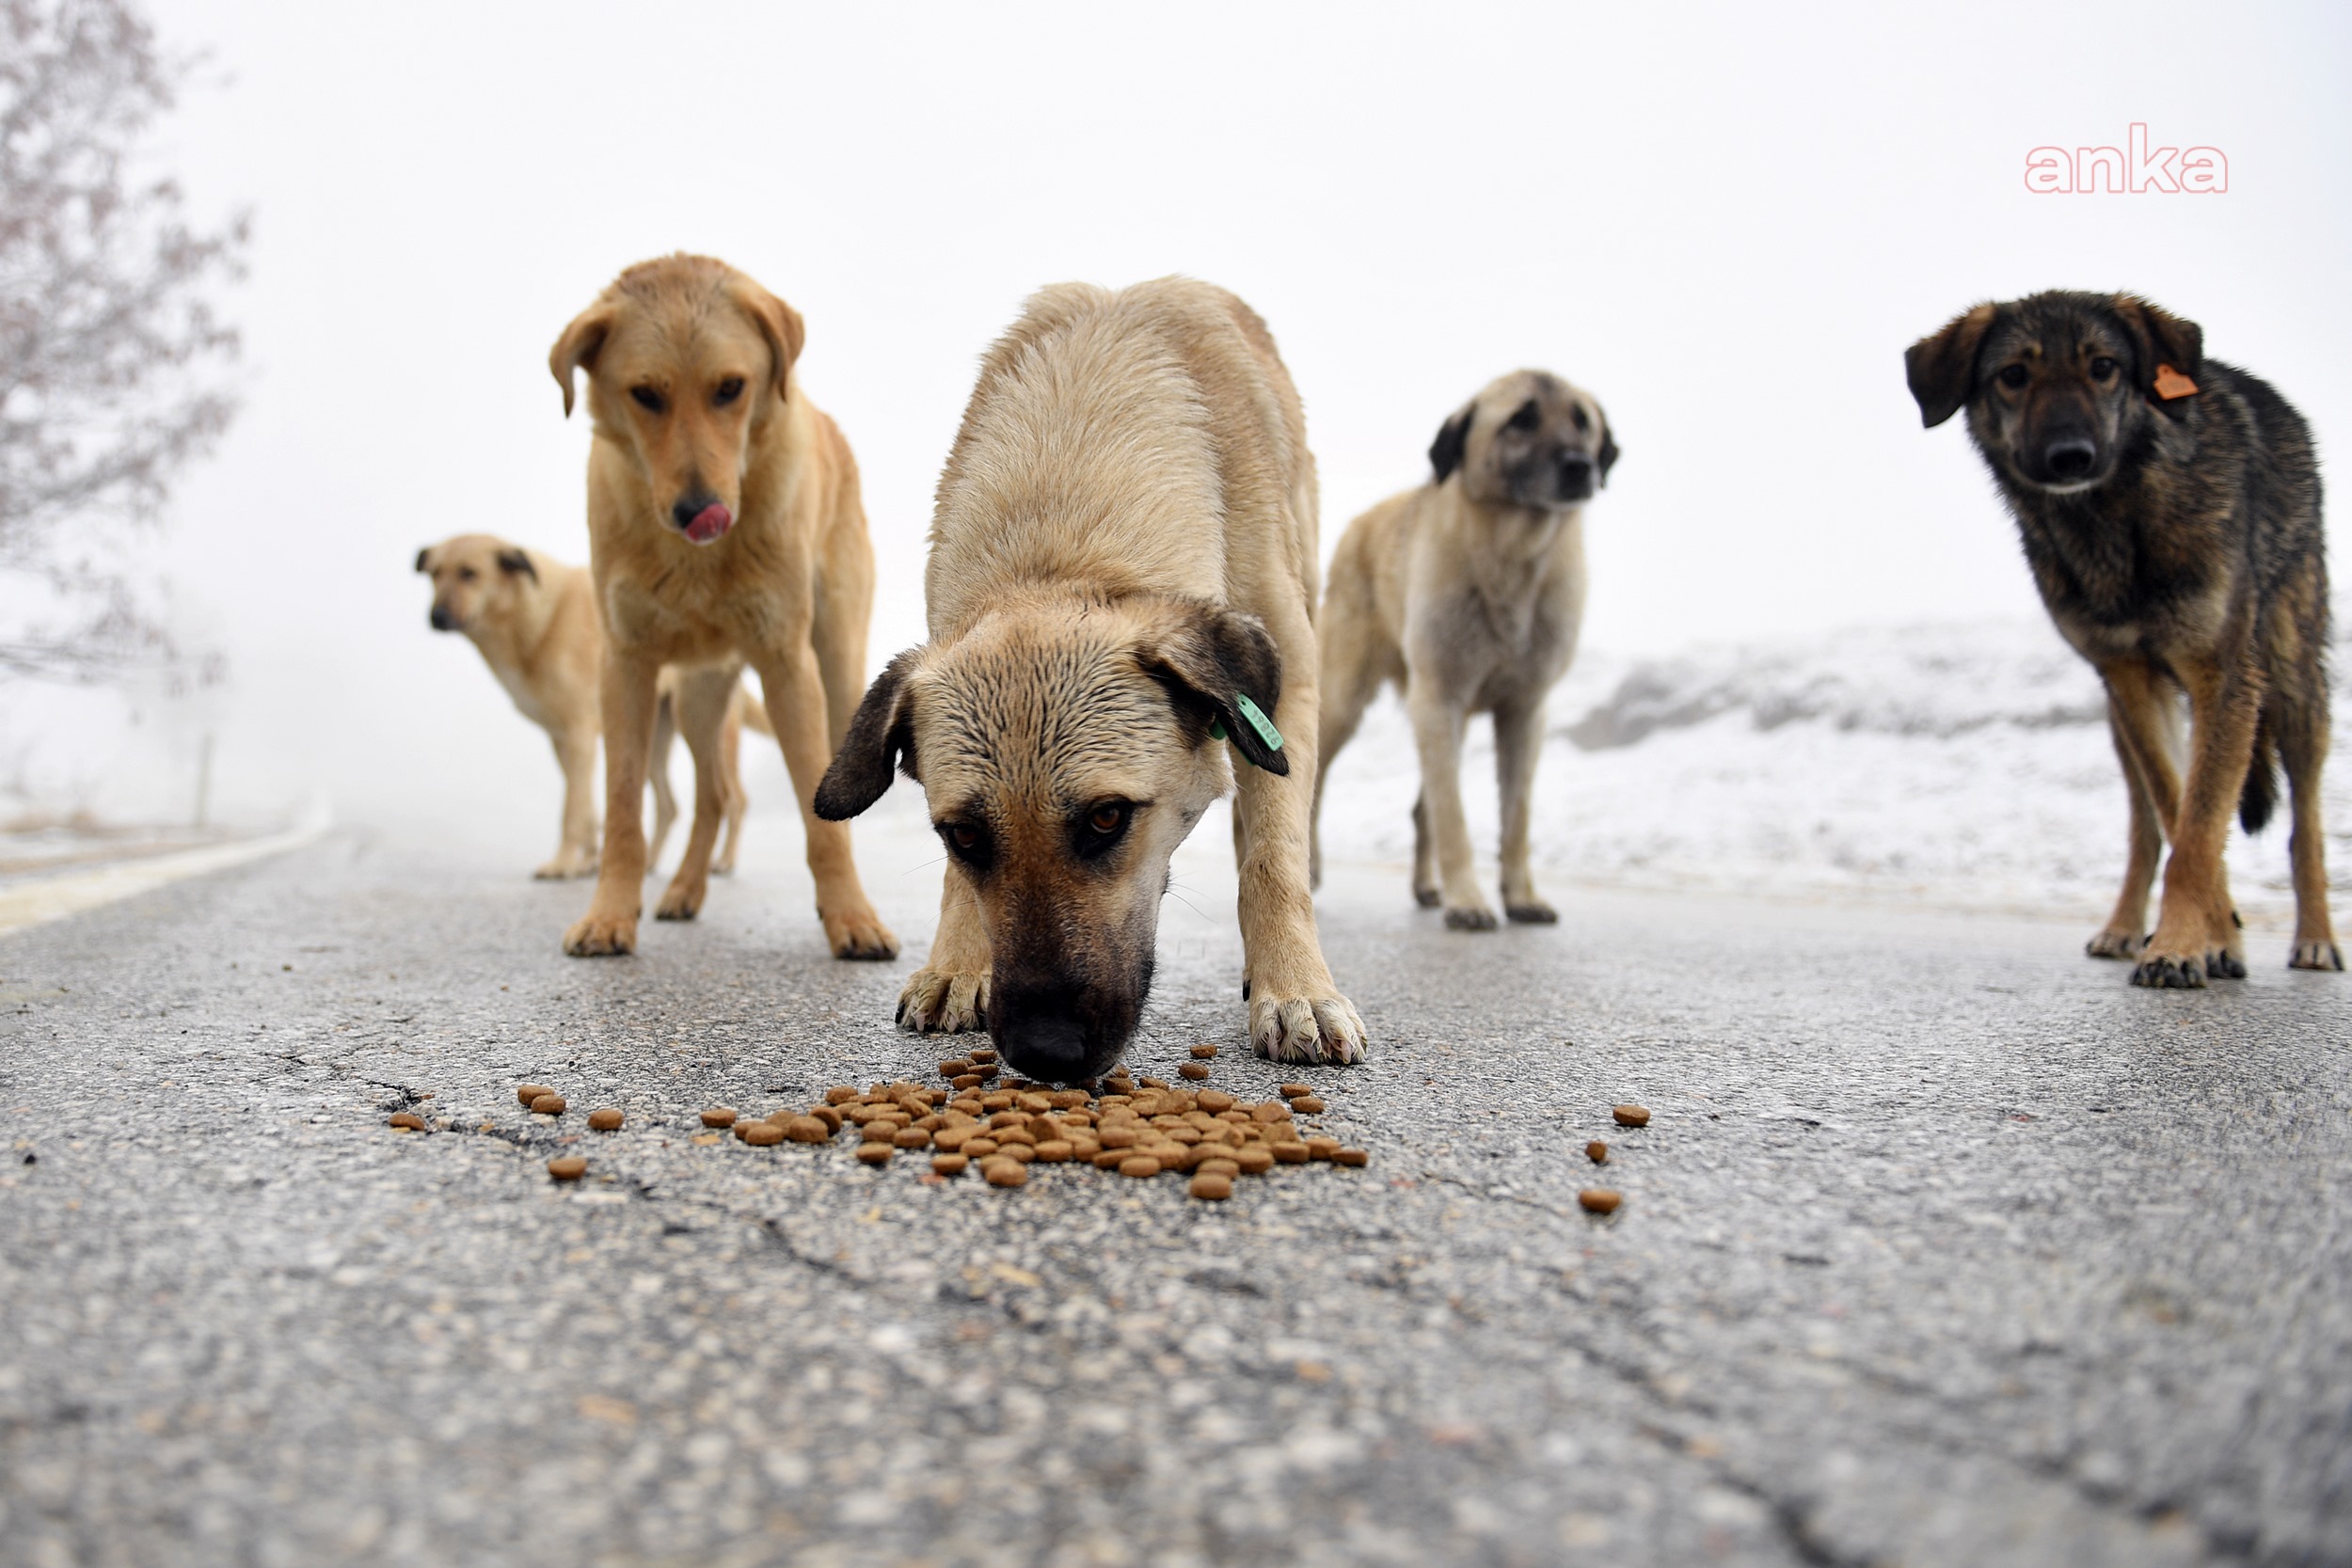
[12,0,2350,832]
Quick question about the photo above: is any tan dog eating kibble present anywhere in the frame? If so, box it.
[549,254,895,959]
[815,278,1363,1077]
[415,532,767,879]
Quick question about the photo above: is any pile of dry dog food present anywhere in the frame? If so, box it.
[487,1044,1369,1202]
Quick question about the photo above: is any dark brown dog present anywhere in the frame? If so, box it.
[1908,290,2339,985]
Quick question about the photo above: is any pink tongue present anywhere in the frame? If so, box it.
[683,503,732,544]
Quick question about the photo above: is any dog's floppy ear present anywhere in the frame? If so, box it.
[1596,410,1621,487]
[1905,303,1998,429]
[815,649,921,820]
[549,302,615,418]
[496,548,537,582]
[2111,295,2204,420]
[730,280,806,402]
[414,546,432,574]
[1139,603,1289,776]
[1429,403,1475,484]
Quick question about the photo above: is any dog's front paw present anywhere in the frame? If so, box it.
[2086,927,2145,959]
[2290,940,2345,972]
[1413,885,1441,909]
[823,908,899,962]
[899,966,988,1033]
[1443,903,1499,931]
[2205,945,2248,980]
[564,911,637,957]
[1504,899,1558,925]
[1251,991,1368,1065]
[2131,949,2206,989]
[653,879,704,922]
[534,852,598,880]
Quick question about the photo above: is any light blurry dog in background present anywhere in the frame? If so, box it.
[416,533,766,879]
[1313,370,1618,929]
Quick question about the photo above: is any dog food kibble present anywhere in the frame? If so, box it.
[530,1094,566,1117]
[587,1107,624,1132]
[700,1107,737,1128]
[1579,1188,1622,1214]
[784,1116,832,1143]
[1292,1095,1327,1115]
[824,1085,859,1105]
[1278,1083,1312,1099]
[893,1127,932,1149]
[1271,1140,1311,1164]
[1305,1135,1341,1161]
[855,1143,893,1166]
[983,1157,1027,1188]
[1613,1104,1650,1128]
[516,1084,553,1106]
[547,1156,587,1181]
[388,1112,425,1131]
[1138,1076,1170,1090]
[969,1048,996,1065]
[740,1120,785,1147]
[1334,1147,1369,1167]
[1235,1145,1279,1175]
[1586,1140,1608,1164]
[932,1153,969,1177]
[1178,1062,1211,1081]
[1190,1044,1218,1059]
[1190,1172,1232,1200]
[807,1106,844,1132]
[1118,1155,1162,1179]
[1196,1089,1236,1113]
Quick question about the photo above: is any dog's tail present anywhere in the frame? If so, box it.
[2240,707,2280,834]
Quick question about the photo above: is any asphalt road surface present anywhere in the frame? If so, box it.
[2,798,2346,1568]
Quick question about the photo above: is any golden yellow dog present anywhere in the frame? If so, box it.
[816,278,1363,1077]
[548,255,894,960]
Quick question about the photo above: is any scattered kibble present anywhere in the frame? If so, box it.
[517,1084,553,1107]
[784,1117,832,1144]
[932,1153,968,1177]
[1334,1147,1368,1167]
[588,1108,624,1132]
[1178,1062,1211,1081]
[1613,1104,1650,1128]
[547,1156,587,1181]
[1278,1083,1312,1099]
[1190,1044,1217,1059]
[1190,1172,1232,1200]
[530,1094,566,1117]
[700,1107,737,1128]
[739,1121,785,1147]
[388,1112,424,1131]
[983,1158,1027,1188]
[1579,1188,1621,1214]
[1586,1140,1608,1164]
[856,1143,892,1166]
[1292,1095,1327,1115]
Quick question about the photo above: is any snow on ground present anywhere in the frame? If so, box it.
[1312,619,2352,930]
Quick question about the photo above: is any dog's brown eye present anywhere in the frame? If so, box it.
[1088,803,1129,835]
[1998,364,2029,389]
[714,377,744,406]
[629,386,666,414]
[2090,356,2118,380]
[1506,401,1540,433]
[945,824,979,852]
[457,566,477,582]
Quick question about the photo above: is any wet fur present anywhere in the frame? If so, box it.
[1907,290,2340,982]
[1314,371,1617,928]
[817,278,1364,1077]
[417,533,766,879]
[548,254,894,961]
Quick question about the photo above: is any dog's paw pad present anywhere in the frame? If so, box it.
[1443,905,1499,931]
[2131,953,2206,990]
[1504,900,1559,925]
[2086,929,2145,959]
[898,969,987,1034]
[1250,993,1368,1066]
[2289,942,2345,972]
[563,914,637,958]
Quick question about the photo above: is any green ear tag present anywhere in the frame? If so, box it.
[1234,693,1283,752]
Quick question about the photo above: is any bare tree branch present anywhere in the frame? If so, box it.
[0,0,246,682]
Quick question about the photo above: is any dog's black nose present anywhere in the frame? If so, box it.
[993,1012,1089,1085]
[672,492,720,530]
[2043,438,2098,481]
[429,606,455,631]
[1559,456,1594,494]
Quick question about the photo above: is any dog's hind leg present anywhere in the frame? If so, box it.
[2087,670,2179,958]
[711,692,748,877]
[1494,697,1556,923]
[1407,688,1492,929]
[539,725,602,879]
[646,687,679,873]
[2135,649,2264,988]
[2273,673,2344,973]
[1310,622,1386,891]
[1409,792,1438,909]
[654,664,739,923]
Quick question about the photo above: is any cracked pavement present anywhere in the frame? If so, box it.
[1,794,2346,1566]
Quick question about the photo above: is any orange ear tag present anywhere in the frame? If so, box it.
[2153,363,2200,400]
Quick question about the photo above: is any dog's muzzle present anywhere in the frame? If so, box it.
[429,606,457,631]
[671,494,733,545]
